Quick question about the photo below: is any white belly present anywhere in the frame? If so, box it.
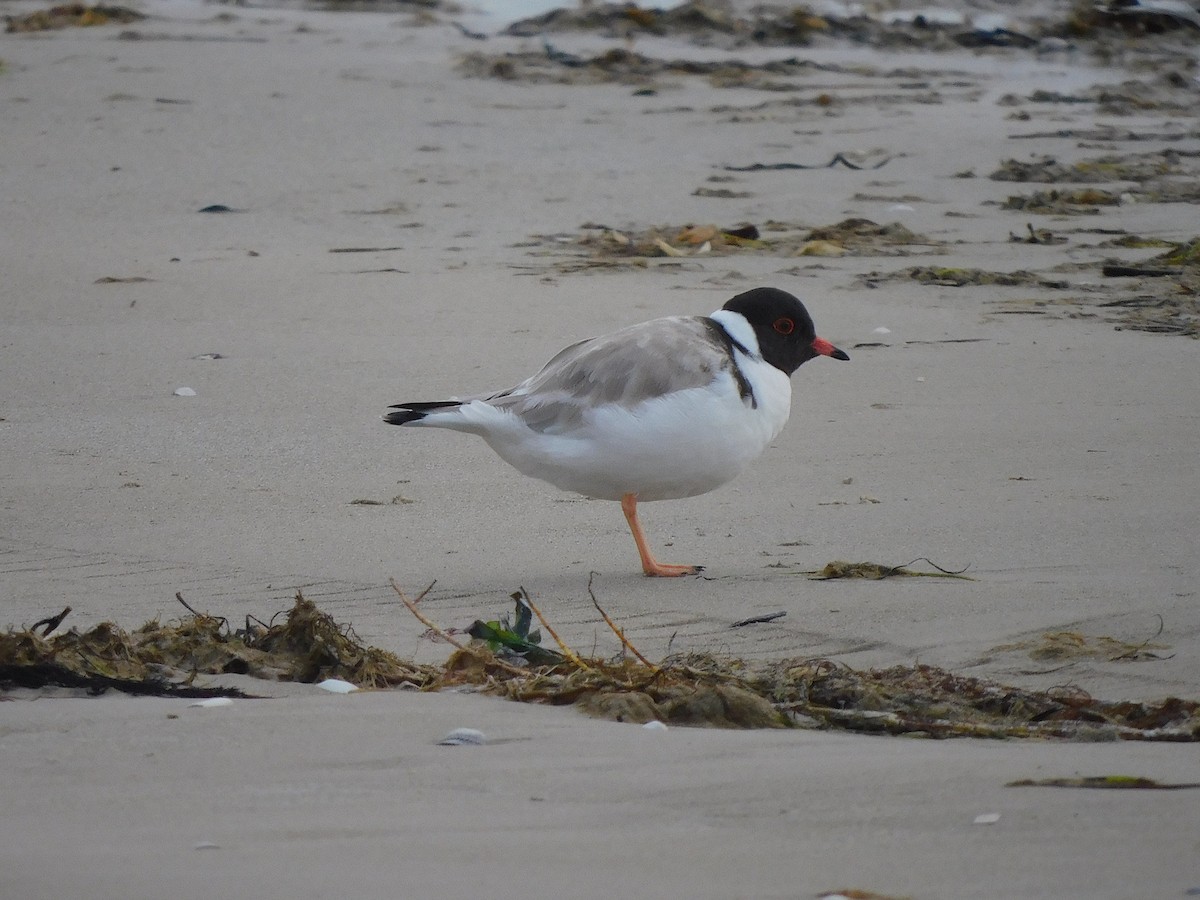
[481,364,792,502]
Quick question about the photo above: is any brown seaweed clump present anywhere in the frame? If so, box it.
[990,151,1182,184]
[0,593,436,696]
[1096,236,1200,337]
[521,218,939,274]
[860,266,1071,289]
[5,586,1198,742]
[4,3,143,32]
[501,0,1200,52]
[400,584,1200,740]
[422,646,1200,740]
[458,46,835,89]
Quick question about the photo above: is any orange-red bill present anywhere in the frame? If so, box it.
[812,336,850,361]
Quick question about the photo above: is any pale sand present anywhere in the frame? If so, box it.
[2,2,1199,897]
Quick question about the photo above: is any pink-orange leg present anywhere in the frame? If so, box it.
[620,493,701,577]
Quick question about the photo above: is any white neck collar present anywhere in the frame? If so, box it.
[709,309,761,359]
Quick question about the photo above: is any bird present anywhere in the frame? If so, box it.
[384,287,849,577]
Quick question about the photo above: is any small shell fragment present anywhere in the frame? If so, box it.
[643,720,668,731]
[652,237,686,257]
[173,387,197,397]
[316,678,358,694]
[188,697,232,708]
[973,812,1001,825]
[439,727,487,746]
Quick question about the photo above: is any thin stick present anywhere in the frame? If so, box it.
[389,578,530,677]
[31,606,72,637]
[175,591,203,617]
[587,572,658,672]
[389,579,467,652]
[518,587,591,671]
[731,611,787,628]
[175,592,228,630]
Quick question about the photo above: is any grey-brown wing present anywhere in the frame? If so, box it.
[483,316,742,432]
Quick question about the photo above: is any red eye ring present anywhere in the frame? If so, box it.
[773,317,795,335]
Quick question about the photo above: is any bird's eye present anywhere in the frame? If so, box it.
[773,317,795,335]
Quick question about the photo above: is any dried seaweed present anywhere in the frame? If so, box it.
[1102,294,1200,336]
[525,218,939,270]
[393,584,1199,740]
[804,559,974,580]
[1001,188,1122,214]
[499,0,1198,53]
[0,593,436,694]
[6,589,1198,741]
[978,232,1200,337]
[1153,236,1200,267]
[459,46,833,89]
[1097,236,1200,336]
[990,151,1182,184]
[994,629,1171,663]
[427,643,1200,739]
[992,151,1200,218]
[863,266,1070,289]
[4,3,143,32]
[1002,74,1200,116]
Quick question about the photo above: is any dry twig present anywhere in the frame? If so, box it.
[390,579,531,677]
[588,572,659,672]
[516,587,591,671]
[31,607,71,637]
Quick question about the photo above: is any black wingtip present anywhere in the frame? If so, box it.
[383,408,424,426]
[383,400,463,426]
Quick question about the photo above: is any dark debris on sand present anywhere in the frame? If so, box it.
[4,3,143,32]
[0,593,435,697]
[5,590,1196,740]
[516,218,942,275]
[499,0,1200,53]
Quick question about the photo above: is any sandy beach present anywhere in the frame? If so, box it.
[2,0,1199,896]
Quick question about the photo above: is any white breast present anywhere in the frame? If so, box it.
[475,360,791,503]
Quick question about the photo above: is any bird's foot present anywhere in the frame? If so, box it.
[621,494,704,578]
[641,562,704,578]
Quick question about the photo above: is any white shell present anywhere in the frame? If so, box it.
[316,678,358,694]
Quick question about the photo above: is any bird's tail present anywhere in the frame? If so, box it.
[383,401,463,426]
